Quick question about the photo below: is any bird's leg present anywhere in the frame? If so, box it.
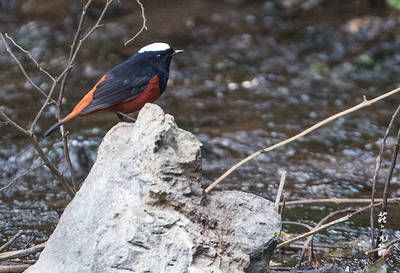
[116,112,136,123]
[116,112,125,122]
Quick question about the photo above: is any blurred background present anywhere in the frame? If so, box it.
[1,0,400,271]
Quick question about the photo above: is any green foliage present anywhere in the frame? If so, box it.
[387,0,400,11]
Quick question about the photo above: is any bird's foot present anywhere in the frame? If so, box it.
[116,112,136,123]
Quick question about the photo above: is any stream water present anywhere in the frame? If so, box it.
[1,1,400,271]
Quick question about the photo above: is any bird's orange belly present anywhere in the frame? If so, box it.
[108,80,161,114]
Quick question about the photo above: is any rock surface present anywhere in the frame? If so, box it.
[25,103,281,273]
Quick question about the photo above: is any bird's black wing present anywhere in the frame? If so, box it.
[80,72,150,115]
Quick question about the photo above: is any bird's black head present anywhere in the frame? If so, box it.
[137,42,183,72]
[137,42,183,93]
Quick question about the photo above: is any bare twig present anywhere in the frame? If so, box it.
[1,0,147,198]
[205,86,400,193]
[279,198,286,215]
[279,242,348,251]
[32,0,114,134]
[0,164,44,192]
[297,208,353,266]
[0,110,75,197]
[375,125,400,252]
[29,77,59,133]
[68,0,114,65]
[277,202,382,249]
[29,136,75,196]
[0,33,49,99]
[282,221,312,231]
[269,266,294,271]
[0,264,31,273]
[56,0,94,191]
[369,104,400,248]
[0,109,29,136]
[56,0,93,115]
[124,0,147,46]
[0,230,23,252]
[366,237,400,255]
[0,243,45,262]
[275,170,287,207]
[5,33,55,81]
[55,0,116,189]
[281,197,400,206]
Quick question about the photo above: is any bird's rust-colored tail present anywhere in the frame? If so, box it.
[44,75,107,137]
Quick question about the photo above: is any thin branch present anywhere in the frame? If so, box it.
[369,104,400,248]
[279,198,286,215]
[30,0,114,134]
[382,126,400,212]
[366,238,400,255]
[29,136,75,196]
[55,0,115,190]
[124,0,147,46]
[0,243,45,262]
[56,0,94,191]
[69,0,93,61]
[375,125,400,252]
[0,33,49,99]
[279,242,346,251]
[276,202,382,249]
[1,0,119,197]
[29,80,59,132]
[0,164,44,192]
[0,110,75,197]
[68,0,114,65]
[28,59,73,133]
[297,208,353,266]
[0,264,31,273]
[0,109,29,136]
[281,197,400,206]
[0,230,23,252]
[57,0,93,115]
[282,221,312,231]
[5,33,55,81]
[269,266,294,271]
[275,170,287,206]
[205,86,400,193]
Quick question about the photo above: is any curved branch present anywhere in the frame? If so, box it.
[205,86,400,193]
[124,0,147,46]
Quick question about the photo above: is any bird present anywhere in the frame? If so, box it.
[44,42,183,137]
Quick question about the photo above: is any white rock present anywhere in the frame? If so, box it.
[25,103,280,273]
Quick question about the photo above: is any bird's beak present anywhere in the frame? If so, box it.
[172,49,184,56]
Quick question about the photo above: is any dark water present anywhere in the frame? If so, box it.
[1,1,400,271]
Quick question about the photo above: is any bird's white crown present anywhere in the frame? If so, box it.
[138,42,171,53]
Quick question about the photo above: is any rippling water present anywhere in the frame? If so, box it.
[1,1,400,271]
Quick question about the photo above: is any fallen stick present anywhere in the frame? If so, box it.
[276,202,380,249]
[205,86,400,193]
[0,243,45,262]
[366,238,400,255]
[374,126,400,254]
[0,264,31,273]
[275,171,287,206]
[282,221,312,231]
[0,231,23,252]
[369,104,400,248]
[280,197,400,206]
[297,208,353,265]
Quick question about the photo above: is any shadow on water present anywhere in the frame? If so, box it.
[0,0,400,271]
